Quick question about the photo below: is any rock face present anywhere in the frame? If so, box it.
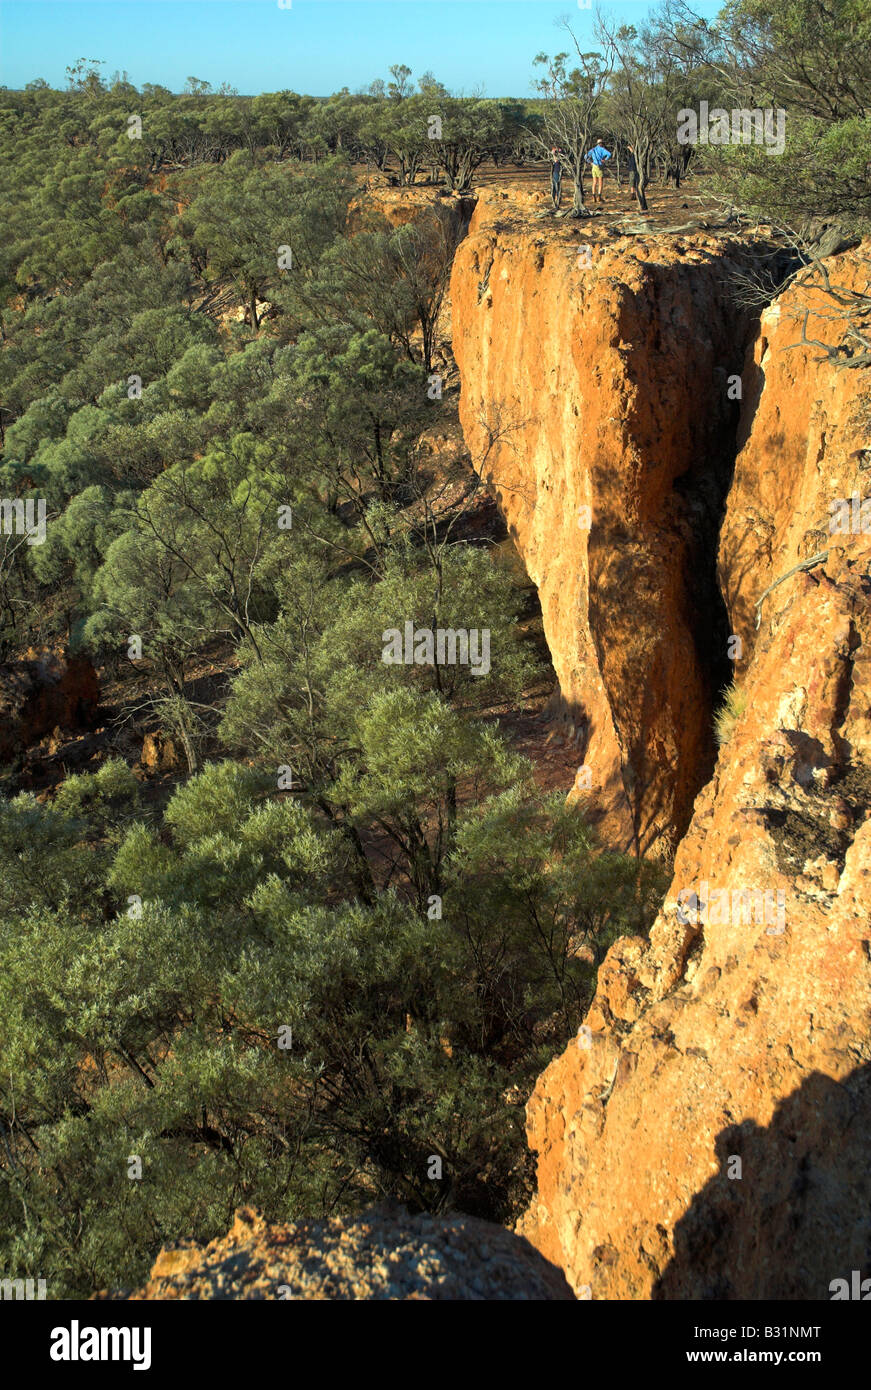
[348,184,477,237]
[451,198,774,855]
[140,730,182,773]
[107,1205,574,1301]
[0,649,100,764]
[720,251,871,663]
[514,249,871,1299]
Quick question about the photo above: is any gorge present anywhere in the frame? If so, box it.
[452,196,871,1300]
[120,196,871,1301]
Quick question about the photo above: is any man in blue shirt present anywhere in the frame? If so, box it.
[584,144,612,205]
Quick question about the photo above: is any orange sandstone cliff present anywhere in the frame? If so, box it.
[451,196,780,856]
[452,226,870,1299]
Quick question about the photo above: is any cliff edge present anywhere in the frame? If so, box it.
[483,241,871,1299]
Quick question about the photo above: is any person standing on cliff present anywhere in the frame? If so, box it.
[584,143,612,204]
[550,147,563,208]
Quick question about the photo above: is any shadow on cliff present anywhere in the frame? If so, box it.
[716,353,770,631]
[653,1062,871,1300]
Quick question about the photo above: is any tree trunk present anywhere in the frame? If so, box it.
[636,146,651,210]
[179,722,198,775]
[422,317,434,375]
[572,165,587,214]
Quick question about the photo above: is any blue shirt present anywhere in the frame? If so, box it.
[585,145,612,167]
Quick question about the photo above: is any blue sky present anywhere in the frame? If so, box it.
[0,0,722,97]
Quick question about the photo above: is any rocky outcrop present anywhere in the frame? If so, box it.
[515,249,871,1300]
[139,730,183,772]
[104,1205,574,1301]
[0,649,100,764]
[720,251,871,663]
[350,183,477,236]
[451,199,778,855]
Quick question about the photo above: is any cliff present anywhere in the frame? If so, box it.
[459,237,871,1299]
[451,195,785,855]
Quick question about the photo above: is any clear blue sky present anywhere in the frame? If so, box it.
[0,0,722,97]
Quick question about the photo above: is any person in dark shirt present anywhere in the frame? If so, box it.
[550,147,563,208]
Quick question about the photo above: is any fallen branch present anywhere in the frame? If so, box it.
[754,549,829,629]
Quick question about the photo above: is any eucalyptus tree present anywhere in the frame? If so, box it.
[533,21,612,214]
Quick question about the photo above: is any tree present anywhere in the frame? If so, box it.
[660,0,871,235]
[290,208,462,373]
[29,483,134,622]
[182,152,352,329]
[382,93,430,185]
[431,98,503,192]
[219,533,539,887]
[388,64,413,100]
[268,325,426,511]
[251,90,307,159]
[444,788,669,1048]
[82,430,298,771]
[597,16,684,211]
[65,58,106,96]
[533,24,612,214]
[0,750,664,1296]
[183,77,213,96]
[418,71,449,98]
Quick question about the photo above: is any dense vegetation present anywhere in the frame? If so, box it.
[0,42,671,1302]
[0,0,865,1297]
[659,0,871,239]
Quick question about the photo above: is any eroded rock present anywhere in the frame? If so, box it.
[0,649,100,764]
[451,203,773,853]
[103,1204,575,1301]
[516,247,871,1300]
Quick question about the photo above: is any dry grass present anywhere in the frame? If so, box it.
[714,679,748,747]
